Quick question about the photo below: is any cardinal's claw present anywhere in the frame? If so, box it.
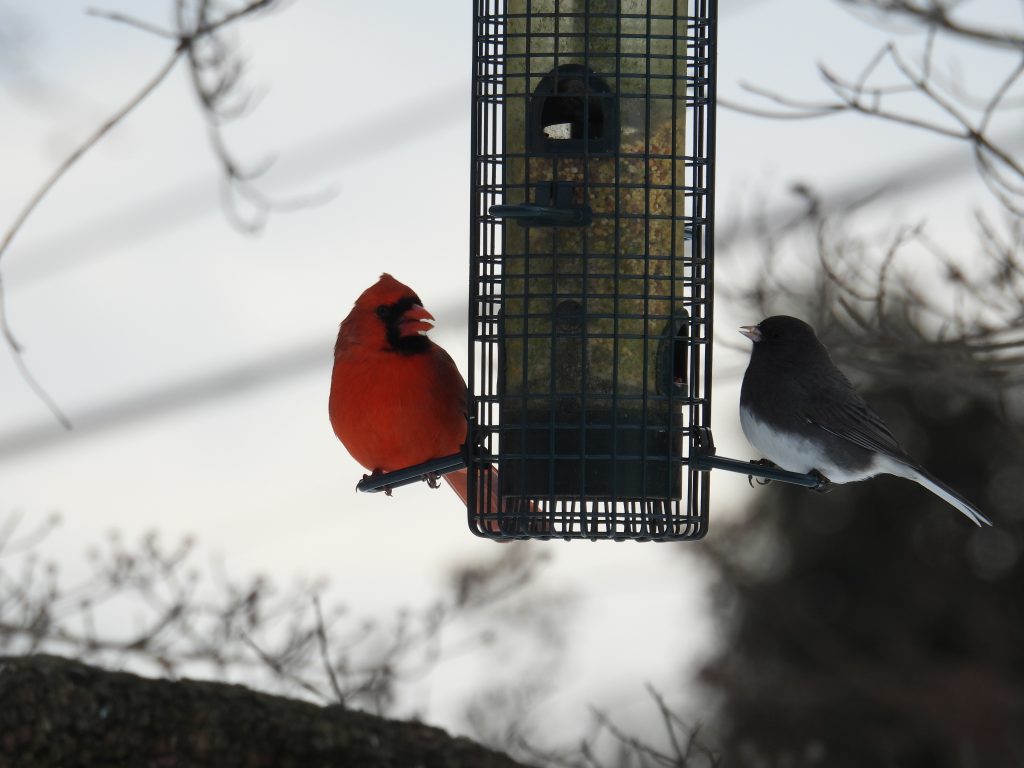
[358,470,393,496]
[424,472,441,490]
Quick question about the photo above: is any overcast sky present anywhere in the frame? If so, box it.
[0,0,1017,747]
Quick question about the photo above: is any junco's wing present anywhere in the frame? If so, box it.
[803,376,993,527]
[804,395,910,464]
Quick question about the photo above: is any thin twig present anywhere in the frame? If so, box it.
[645,684,687,761]
[1,292,73,428]
[0,53,181,267]
[734,1,1024,218]
[313,595,346,707]
[85,8,179,39]
[0,51,182,428]
[1,0,284,425]
[839,0,1024,49]
[718,95,841,120]
[240,632,327,702]
[192,0,278,38]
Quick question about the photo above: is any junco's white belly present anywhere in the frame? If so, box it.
[739,406,880,484]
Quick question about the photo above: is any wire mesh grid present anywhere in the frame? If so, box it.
[468,0,716,541]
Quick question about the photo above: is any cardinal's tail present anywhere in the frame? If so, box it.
[443,467,544,535]
[442,467,481,507]
[444,467,500,533]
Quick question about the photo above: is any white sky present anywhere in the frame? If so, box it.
[0,0,1018,749]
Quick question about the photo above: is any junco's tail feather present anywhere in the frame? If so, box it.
[884,459,993,527]
[814,410,992,526]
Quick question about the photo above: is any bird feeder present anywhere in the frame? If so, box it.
[355,0,826,535]
[466,0,718,540]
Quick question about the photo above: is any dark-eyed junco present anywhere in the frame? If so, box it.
[739,315,992,527]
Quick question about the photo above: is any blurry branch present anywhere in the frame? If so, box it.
[573,689,719,768]
[717,95,842,121]
[0,47,182,430]
[719,184,1024,412]
[0,0,313,427]
[0,510,62,558]
[706,180,1024,762]
[699,223,1024,756]
[0,511,568,719]
[839,0,1024,49]
[167,0,335,232]
[312,594,346,704]
[494,685,720,768]
[0,49,178,274]
[733,0,1024,215]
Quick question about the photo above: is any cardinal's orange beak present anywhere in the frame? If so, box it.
[398,304,435,338]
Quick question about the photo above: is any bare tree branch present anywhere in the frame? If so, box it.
[838,0,1024,49]
[0,51,182,428]
[732,0,1024,217]
[0,512,570,730]
[0,0,289,425]
[85,8,180,39]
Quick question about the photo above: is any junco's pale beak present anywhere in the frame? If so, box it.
[739,325,762,342]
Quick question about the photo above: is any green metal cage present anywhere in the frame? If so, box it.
[466,0,718,540]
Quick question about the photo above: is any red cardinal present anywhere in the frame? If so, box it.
[329,273,494,512]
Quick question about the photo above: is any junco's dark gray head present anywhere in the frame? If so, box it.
[739,315,818,345]
[740,316,830,368]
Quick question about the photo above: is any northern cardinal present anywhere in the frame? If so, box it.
[739,315,992,526]
[329,273,497,514]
